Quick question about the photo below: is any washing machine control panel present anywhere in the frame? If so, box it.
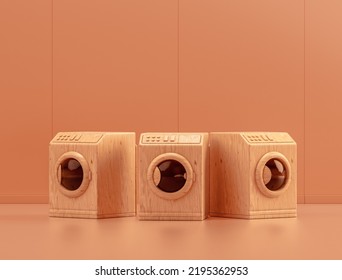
[242,133,294,144]
[142,134,202,144]
[52,133,103,143]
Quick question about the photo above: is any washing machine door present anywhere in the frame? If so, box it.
[55,151,92,198]
[147,153,194,200]
[255,152,292,198]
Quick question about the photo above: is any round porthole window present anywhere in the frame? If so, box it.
[263,159,286,191]
[60,158,83,190]
[154,160,187,193]
[255,152,291,198]
[147,153,194,200]
[56,152,91,197]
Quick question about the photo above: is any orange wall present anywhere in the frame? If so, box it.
[0,0,339,203]
[53,0,178,135]
[0,0,52,203]
[305,0,342,203]
[179,0,305,203]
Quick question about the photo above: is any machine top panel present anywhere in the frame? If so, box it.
[141,133,202,145]
[242,132,294,144]
[51,132,103,143]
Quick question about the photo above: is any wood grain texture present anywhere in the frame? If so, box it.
[49,132,135,218]
[97,133,136,216]
[138,133,209,220]
[210,132,297,219]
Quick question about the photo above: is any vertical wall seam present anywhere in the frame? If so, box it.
[177,0,180,132]
[303,0,306,204]
[51,0,54,137]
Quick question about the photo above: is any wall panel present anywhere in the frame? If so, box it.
[0,0,52,203]
[2,0,342,203]
[179,0,305,202]
[305,0,342,203]
[53,0,178,136]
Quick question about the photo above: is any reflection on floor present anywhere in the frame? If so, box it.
[0,204,341,259]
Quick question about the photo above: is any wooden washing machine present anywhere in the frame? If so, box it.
[210,132,297,219]
[138,133,209,220]
[49,132,135,218]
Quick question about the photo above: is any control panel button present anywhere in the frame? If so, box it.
[242,133,293,144]
[52,133,103,143]
[178,135,201,144]
[142,134,202,144]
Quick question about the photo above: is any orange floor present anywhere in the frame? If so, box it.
[0,204,342,260]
